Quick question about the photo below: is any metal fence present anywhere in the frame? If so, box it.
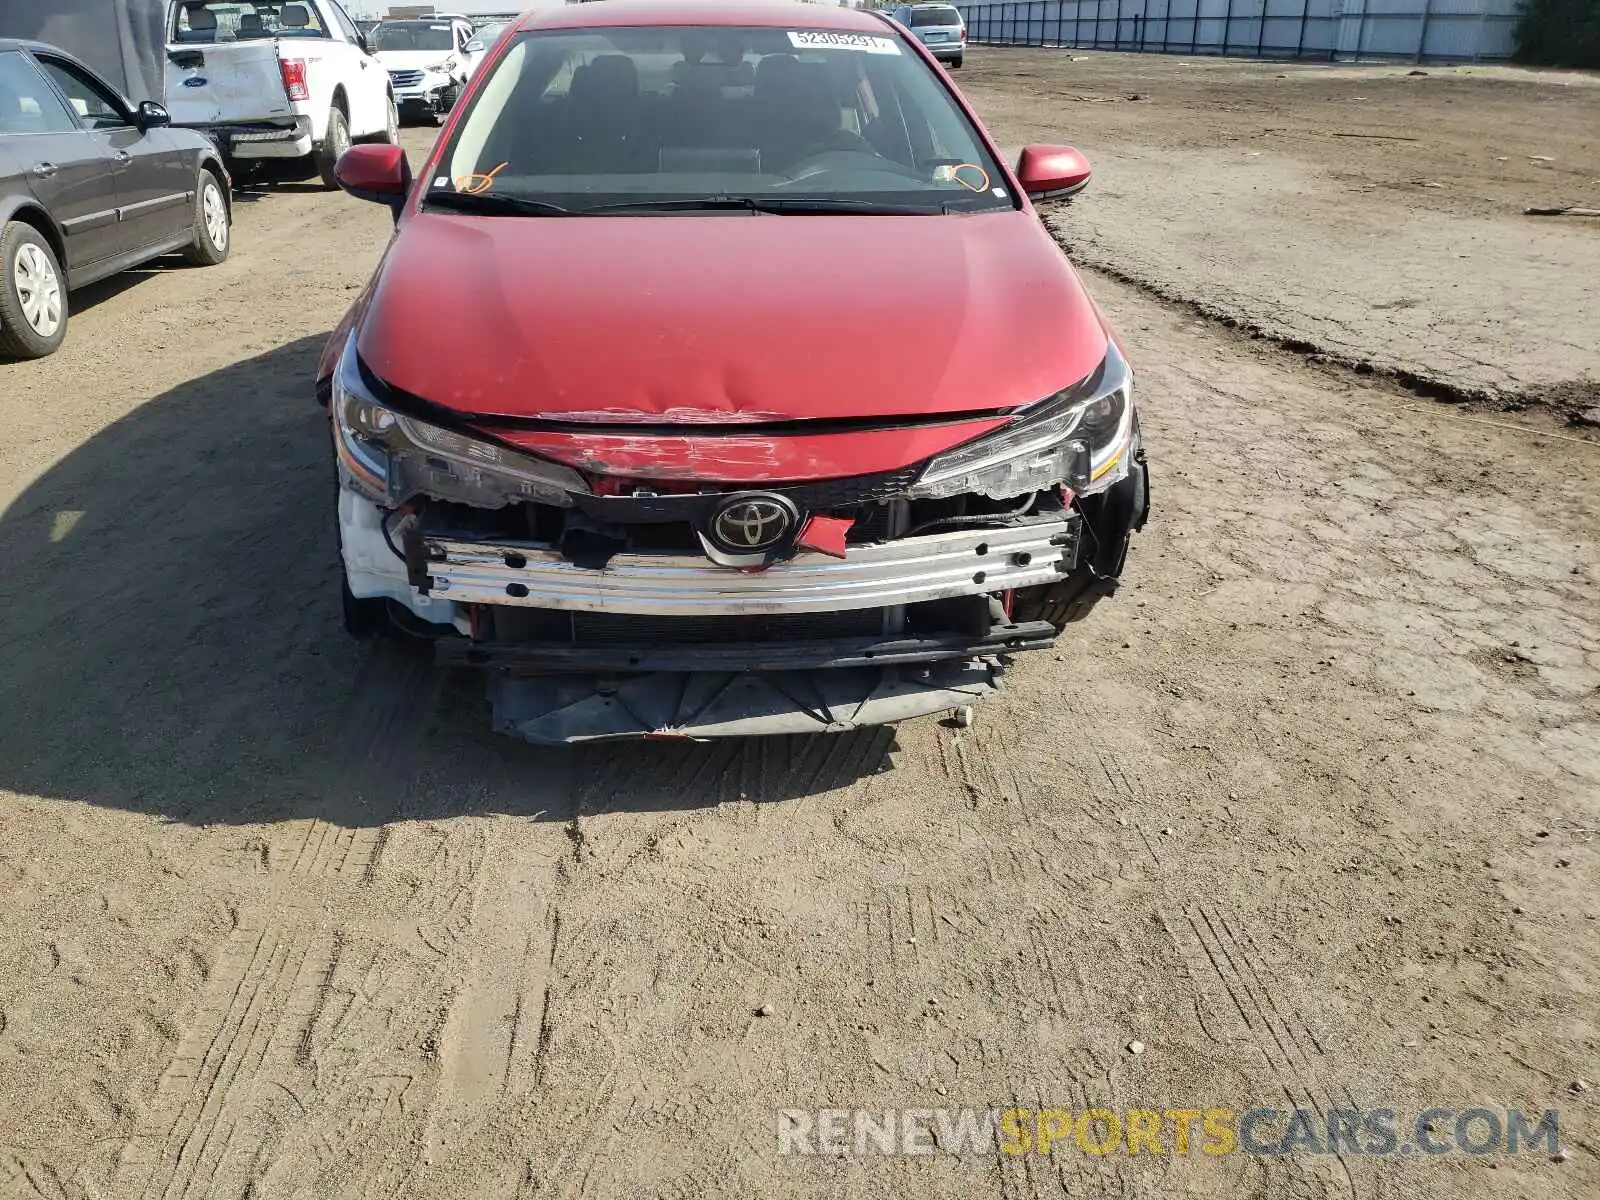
[953,0,1521,62]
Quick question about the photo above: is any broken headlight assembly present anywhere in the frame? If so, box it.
[331,337,585,509]
[911,340,1135,500]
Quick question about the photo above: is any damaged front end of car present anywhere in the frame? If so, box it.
[325,336,1149,744]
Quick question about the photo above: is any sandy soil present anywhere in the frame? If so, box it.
[0,98,1596,1200]
[961,49,1600,404]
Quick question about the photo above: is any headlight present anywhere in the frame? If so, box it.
[912,341,1135,500]
[428,58,455,74]
[331,337,585,509]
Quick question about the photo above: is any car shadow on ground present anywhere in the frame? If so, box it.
[231,181,333,201]
[64,264,198,315]
[0,339,896,828]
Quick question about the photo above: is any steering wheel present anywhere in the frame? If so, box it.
[782,147,926,187]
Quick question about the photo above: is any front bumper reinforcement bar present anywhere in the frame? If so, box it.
[418,517,1076,616]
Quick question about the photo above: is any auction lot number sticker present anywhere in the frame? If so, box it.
[788,31,902,54]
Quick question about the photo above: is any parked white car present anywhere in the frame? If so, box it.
[461,20,510,80]
[162,0,398,188]
[369,17,473,124]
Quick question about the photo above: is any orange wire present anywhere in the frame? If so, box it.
[951,162,990,193]
[454,161,508,194]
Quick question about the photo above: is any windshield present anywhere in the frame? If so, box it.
[172,1,328,42]
[910,7,963,27]
[436,25,1010,215]
[372,21,454,52]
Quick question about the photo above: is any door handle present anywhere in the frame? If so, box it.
[112,151,133,165]
[31,162,58,178]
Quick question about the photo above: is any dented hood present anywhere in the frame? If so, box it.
[356,209,1109,428]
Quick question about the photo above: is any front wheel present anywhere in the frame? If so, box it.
[181,168,230,266]
[316,106,351,190]
[377,94,400,145]
[342,577,387,639]
[0,222,68,359]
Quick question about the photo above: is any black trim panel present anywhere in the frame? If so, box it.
[435,620,1058,674]
[118,191,193,218]
[66,232,193,289]
[60,207,119,234]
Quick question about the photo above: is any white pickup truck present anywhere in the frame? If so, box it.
[162,0,398,188]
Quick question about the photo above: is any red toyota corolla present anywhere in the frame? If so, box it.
[318,0,1149,744]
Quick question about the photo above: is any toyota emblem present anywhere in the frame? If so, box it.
[708,492,798,553]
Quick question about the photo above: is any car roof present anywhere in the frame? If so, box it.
[0,39,107,78]
[516,0,896,34]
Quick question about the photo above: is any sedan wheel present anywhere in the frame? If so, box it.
[203,182,228,251]
[183,169,231,266]
[0,222,69,359]
[14,243,61,338]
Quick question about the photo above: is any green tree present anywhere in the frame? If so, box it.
[1514,0,1600,67]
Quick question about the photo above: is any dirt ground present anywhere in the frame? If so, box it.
[0,67,1597,1200]
[960,49,1600,404]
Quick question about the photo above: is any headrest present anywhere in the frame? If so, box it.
[280,4,310,28]
[571,54,639,103]
[757,57,833,107]
[187,7,217,31]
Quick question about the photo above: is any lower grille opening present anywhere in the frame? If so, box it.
[491,607,889,647]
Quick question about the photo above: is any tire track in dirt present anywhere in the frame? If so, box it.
[417,831,561,1175]
[910,708,1375,1198]
[110,644,456,1200]
[1162,904,1365,1199]
[236,819,491,1198]
[580,730,896,815]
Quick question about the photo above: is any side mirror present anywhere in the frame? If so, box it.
[136,100,172,130]
[1015,144,1091,201]
[335,143,412,222]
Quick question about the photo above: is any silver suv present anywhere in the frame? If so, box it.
[898,3,966,69]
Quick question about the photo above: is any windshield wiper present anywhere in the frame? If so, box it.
[584,195,948,216]
[423,190,575,217]
[426,191,957,217]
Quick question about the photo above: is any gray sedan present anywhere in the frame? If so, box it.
[0,38,232,358]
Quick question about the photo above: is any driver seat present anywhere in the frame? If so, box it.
[755,56,845,174]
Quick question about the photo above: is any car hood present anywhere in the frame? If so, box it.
[355,207,1110,478]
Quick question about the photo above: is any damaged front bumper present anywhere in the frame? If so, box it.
[339,490,1079,741]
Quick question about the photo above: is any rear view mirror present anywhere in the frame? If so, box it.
[335,144,412,222]
[1015,144,1092,200]
[136,100,172,130]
